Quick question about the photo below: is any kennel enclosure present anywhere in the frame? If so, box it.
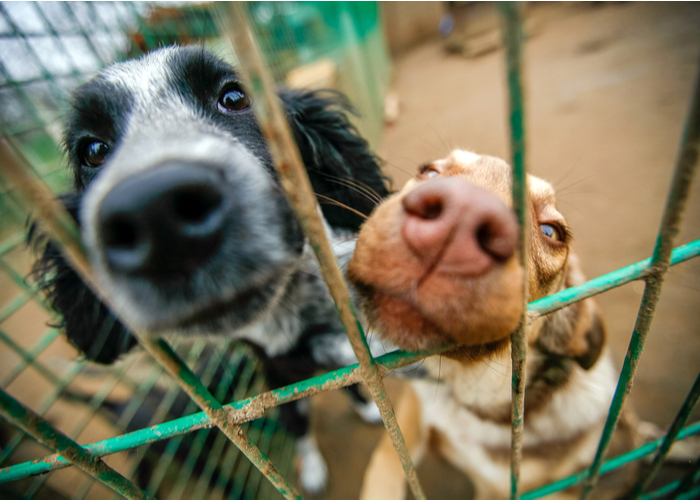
[1,2,699,500]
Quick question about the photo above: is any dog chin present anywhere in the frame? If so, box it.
[361,286,451,352]
[115,270,291,336]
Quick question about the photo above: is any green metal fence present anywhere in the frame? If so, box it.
[0,2,699,500]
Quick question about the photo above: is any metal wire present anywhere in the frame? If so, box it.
[0,388,153,500]
[629,371,700,497]
[222,3,426,499]
[498,3,529,498]
[1,3,699,499]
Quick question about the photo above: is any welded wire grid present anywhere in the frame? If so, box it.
[0,2,699,500]
[0,2,386,499]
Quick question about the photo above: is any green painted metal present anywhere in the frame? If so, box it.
[521,421,700,499]
[3,132,303,499]
[528,239,700,317]
[137,338,302,500]
[225,4,425,499]
[0,293,31,324]
[498,3,529,499]
[672,455,700,498]
[0,240,695,491]
[640,479,700,500]
[2,237,700,484]
[580,55,700,500]
[0,232,23,257]
[0,361,85,467]
[0,328,64,386]
[629,371,700,497]
[1,328,60,387]
[0,388,153,500]
[1,3,699,498]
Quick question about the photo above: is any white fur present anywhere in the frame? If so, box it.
[295,435,329,494]
[410,347,616,496]
[352,398,383,424]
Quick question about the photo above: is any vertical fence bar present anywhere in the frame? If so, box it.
[221,4,426,499]
[0,388,152,500]
[580,55,700,499]
[0,134,301,499]
[498,3,529,499]
[629,371,700,497]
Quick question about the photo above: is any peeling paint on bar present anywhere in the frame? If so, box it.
[1,242,699,483]
[0,388,153,500]
[579,54,700,500]
[1,124,301,500]
[498,3,529,499]
[222,4,426,499]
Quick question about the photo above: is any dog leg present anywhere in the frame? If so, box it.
[359,383,427,500]
[277,398,329,494]
[295,433,329,494]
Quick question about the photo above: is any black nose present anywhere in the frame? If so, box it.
[98,162,226,279]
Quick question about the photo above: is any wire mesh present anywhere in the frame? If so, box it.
[0,2,389,499]
[0,2,699,500]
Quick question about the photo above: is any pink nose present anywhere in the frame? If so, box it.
[401,177,518,277]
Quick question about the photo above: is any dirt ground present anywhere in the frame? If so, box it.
[312,2,700,499]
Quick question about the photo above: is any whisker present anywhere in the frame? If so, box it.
[316,194,368,220]
[316,172,385,204]
[322,177,382,206]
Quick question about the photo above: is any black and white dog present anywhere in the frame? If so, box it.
[29,45,388,493]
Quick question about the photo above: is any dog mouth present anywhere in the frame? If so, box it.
[354,281,451,351]
[153,272,285,334]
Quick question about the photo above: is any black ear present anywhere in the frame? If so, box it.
[279,89,390,232]
[536,299,606,371]
[27,193,137,364]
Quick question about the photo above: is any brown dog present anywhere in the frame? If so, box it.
[348,150,638,499]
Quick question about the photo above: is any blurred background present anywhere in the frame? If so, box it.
[0,2,699,499]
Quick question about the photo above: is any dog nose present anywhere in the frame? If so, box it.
[401,177,518,276]
[98,162,225,278]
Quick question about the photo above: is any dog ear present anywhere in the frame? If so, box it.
[27,193,137,364]
[536,299,606,371]
[279,89,390,232]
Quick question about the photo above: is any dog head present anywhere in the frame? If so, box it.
[30,46,388,363]
[349,150,602,368]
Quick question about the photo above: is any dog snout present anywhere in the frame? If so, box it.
[401,177,518,276]
[98,161,226,278]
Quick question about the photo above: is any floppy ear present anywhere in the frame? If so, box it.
[536,298,606,371]
[28,193,137,364]
[279,89,390,232]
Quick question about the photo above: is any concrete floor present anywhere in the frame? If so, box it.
[312,3,700,499]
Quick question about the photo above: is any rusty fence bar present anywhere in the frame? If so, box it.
[221,4,426,499]
[0,388,152,500]
[2,3,700,499]
[498,3,529,499]
[579,53,700,500]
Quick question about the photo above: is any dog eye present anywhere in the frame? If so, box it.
[218,86,251,112]
[81,141,110,168]
[540,223,561,241]
[418,164,440,179]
